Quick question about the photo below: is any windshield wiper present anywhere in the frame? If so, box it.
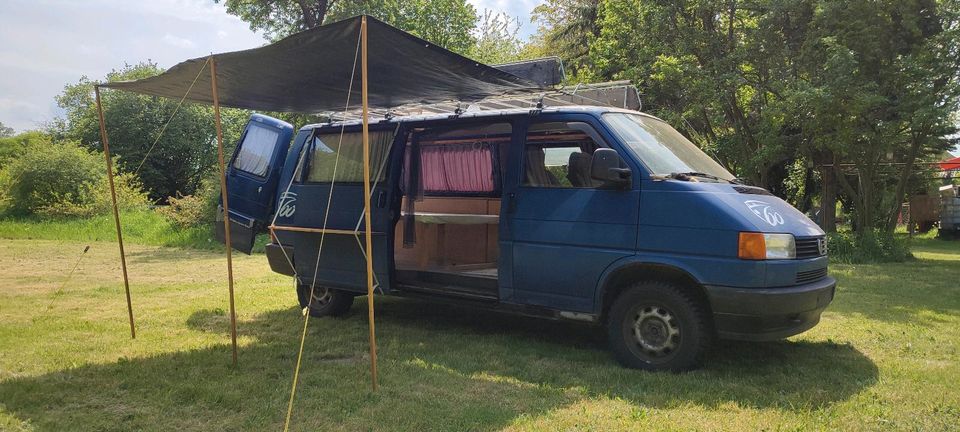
[668,172,738,184]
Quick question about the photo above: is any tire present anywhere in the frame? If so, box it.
[606,281,712,372]
[297,282,354,317]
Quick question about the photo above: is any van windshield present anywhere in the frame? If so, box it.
[603,113,735,182]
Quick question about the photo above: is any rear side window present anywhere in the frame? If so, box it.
[232,124,280,177]
[523,122,603,188]
[411,122,511,195]
[306,130,394,183]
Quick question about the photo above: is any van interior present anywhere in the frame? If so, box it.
[392,120,604,302]
[392,122,508,301]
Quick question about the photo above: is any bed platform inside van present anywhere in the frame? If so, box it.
[394,197,501,301]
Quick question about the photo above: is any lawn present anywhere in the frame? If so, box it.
[0,235,958,431]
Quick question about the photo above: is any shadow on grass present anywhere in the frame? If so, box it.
[0,295,878,431]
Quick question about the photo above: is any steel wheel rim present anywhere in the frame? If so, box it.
[631,305,681,358]
[310,286,332,307]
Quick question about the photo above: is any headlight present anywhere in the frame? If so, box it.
[738,232,796,260]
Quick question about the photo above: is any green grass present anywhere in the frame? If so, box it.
[0,235,958,430]
[0,210,267,252]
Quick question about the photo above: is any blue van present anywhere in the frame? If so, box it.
[220,106,835,371]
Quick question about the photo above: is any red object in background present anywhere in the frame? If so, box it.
[941,156,960,171]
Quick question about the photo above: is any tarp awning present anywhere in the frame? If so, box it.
[101,15,541,113]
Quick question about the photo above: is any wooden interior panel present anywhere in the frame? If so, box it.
[394,197,500,270]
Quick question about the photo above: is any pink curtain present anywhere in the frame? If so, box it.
[419,143,495,193]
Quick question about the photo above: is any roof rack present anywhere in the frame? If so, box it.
[322,80,642,122]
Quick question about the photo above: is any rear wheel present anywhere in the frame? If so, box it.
[297,282,354,317]
[606,281,711,371]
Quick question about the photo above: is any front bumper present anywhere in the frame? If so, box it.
[705,276,836,341]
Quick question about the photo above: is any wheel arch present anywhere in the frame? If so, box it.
[594,258,712,322]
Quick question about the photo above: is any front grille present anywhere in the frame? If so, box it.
[796,236,825,259]
[796,267,827,284]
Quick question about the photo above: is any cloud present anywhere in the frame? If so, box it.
[467,0,540,39]
[1,0,544,132]
[0,0,266,131]
[162,34,196,49]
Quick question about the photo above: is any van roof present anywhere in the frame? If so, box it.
[301,105,663,131]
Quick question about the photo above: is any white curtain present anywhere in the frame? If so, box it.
[307,130,394,183]
[232,125,280,176]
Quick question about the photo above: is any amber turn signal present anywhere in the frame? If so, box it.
[738,232,766,260]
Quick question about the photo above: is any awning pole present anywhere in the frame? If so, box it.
[94,85,136,340]
[360,15,379,392]
[209,57,239,367]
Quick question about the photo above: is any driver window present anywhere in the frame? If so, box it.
[523,122,603,188]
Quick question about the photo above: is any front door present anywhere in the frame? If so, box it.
[218,114,294,253]
[506,115,641,312]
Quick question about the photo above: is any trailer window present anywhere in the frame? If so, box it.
[232,124,280,177]
[523,122,602,188]
[306,130,394,183]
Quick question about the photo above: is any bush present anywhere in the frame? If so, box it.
[0,141,149,217]
[827,230,912,263]
[0,131,52,168]
[156,171,221,228]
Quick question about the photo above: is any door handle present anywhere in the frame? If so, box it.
[377,191,387,208]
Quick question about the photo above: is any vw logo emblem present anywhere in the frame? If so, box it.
[744,200,785,227]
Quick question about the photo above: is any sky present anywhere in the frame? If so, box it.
[0,0,541,133]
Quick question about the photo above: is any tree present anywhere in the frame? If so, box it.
[216,0,336,40]
[471,10,524,64]
[218,0,480,56]
[530,0,600,74]
[0,121,13,138]
[577,0,960,236]
[54,62,248,202]
[329,0,478,55]
[763,0,960,234]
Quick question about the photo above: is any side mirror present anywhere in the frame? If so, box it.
[591,148,631,187]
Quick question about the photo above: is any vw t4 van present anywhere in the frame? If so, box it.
[219,106,835,371]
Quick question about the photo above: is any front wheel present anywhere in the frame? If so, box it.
[606,281,712,371]
[297,282,354,317]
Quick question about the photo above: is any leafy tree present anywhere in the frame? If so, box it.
[530,0,600,74]
[0,121,13,137]
[54,62,248,202]
[219,0,479,55]
[471,10,525,64]
[328,0,478,55]
[576,0,960,236]
[215,0,336,40]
